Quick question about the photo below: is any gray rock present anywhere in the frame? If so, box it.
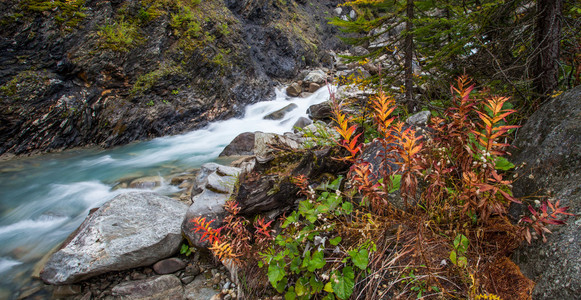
[286,82,302,97]
[264,103,298,120]
[153,258,186,275]
[334,7,342,15]
[304,69,327,84]
[510,86,581,300]
[40,192,187,285]
[292,117,312,131]
[406,111,431,127]
[352,46,369,57]
[254,132,304,163]
[182,164,240,248]
[111,275,183,300]
[184,276,219,300]
[349,10,357,19]
[129,176,163,189]
[219,132,255,157]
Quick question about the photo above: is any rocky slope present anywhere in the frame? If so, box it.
[0,0,344,155]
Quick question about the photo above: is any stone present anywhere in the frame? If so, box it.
[406,111,431,127]
[184,276,219,300]
[308,82,321,93]
[510,86,581,300]
[182,164,240,248]
[303,69,327,84]
[352,46,369,57]
[299,92,313,98]
[153,258,186,275]
[181,275,196,285]
[263,103,298,120]
[286,82,302,97]
[219,132,255,157]
[349,10,357,19]
[40,192,188,285]
[129,176,163,189]
[52,285,82,298]
[307,101,333,122]
[334,7,342,15]
[292,117,312,131]
[111,275,183,300]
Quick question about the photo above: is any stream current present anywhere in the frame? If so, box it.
[0,87,330,296]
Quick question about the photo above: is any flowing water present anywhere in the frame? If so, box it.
[0,87,330,296]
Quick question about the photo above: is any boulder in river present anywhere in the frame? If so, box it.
[40,192,188,285]
[263,103,298,120]
[307,101,333,122]
[286,82,302,97]
[219,132,256,157]
[510,86,581,300]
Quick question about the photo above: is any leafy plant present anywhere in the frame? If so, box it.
[520,200,573,243]
[449,234,469,268]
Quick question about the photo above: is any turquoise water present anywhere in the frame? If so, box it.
[0,87,330,296]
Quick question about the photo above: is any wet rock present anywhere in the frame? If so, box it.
[307,101,333,122]
[286,82,302,97]
[153,258,186,275]
[129,176,163,189]
[308,82,322,93]
[510,86,581,300]
[293,117,312,131]
[264,103,298,120]
[254,132,304,163]
[219,132,255,157]
[111,275,183,300]
[40,192,187,285]
[299,92,314,98]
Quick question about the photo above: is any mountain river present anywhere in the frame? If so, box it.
[0,87,331,297]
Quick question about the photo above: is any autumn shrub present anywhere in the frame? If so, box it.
[189,76,570,299]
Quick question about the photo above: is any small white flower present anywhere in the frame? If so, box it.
[321,273,329,280]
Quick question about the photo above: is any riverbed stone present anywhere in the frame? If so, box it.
[293,117,312,131]
[184,276,219,300]
[286,82,302,97]
[40,192,188,285]
[153,258,186,275]
[264,103,298,120]
[129,176,163,189]
[111,274,183,300]
[304,69,327,84]
[307,101,332,122]
[219,132,255,157]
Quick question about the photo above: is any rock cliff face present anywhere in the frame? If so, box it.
[0,0,343,155]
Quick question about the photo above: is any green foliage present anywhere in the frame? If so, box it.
[260,176,375,299]
[449,234,468,268]
[98,20,142,52]
[180,243,193,256]
[296,123,337,149]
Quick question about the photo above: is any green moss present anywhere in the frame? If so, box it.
[20,0,87,30]
[97,20,143,52]
[131,64,183,95]
[0,70,47,100]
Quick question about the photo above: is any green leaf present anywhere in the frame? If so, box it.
[290,256,302,273]
[311,276,324,293]
[388,175,402,193]
[324,281,334,293]
[322,293,336,300]
[332,267,355,300]
[282,212,298,228]
[494,156,515,170]
[276,277,288,293]
[308,250,326,272]
[453,234,469,254]
[296,280,307,296]
[458,256,468,268]
[342,202,353,214]
[285,288,297,300]
[450,250,457,265]
[180,244,188,254]
[349,248,369,270]
[330,236,342,246]
[268,261,286,287]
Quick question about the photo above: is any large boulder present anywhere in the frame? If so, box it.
[219,132,255,157]
[40,192,188,285]
[303,69,327,84]
[253,132,304,163]
[510,86,581,300]
[307,101,333,122]
[182,163,241,248]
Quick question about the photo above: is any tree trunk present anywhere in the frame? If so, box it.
[533,0,562,99]
[404,0,415,112]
